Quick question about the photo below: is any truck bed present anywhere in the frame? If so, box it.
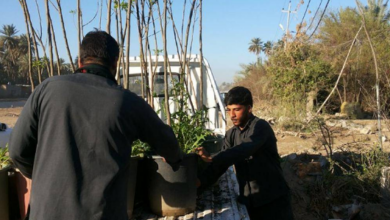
[132,167,249,220]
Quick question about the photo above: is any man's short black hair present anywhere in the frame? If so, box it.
[80,30,119,67]
[224,86,253,107]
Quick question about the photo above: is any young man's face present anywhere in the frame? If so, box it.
[226,104,252,129]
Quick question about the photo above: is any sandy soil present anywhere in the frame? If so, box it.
[0,107,23,128]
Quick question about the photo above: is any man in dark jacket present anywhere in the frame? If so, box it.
[196,86,293,219]
[9,31,183,220]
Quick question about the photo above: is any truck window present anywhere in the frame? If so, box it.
[128,75,146,96]
[153,72,180,97]
[127,72,180,97]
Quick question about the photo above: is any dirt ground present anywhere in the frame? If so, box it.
[0,107,23,128]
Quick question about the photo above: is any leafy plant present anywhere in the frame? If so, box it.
[0,145,11,169]
[167,81,211,154]
[132,80,211,155]
[131,140,151,157]
[266,38,333,117]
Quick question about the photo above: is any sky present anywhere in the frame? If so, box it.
[0,0,360,84]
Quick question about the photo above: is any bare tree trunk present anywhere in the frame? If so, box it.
[181,0,187,44]
[135,0,146,99]
[199,0,203,109]
[114,2,121,84]
[34,0,43,39]
[149,10,161,109]
[336,87,343,104]
[33,0,50,78]
[33,31,50,79]
[188,3,198,56]
[357,1,382,149]
[19,0,35,90]
[99,0,103,30]
[50,19,61,75]
[187,2,199,110]
[45,0,54,77]
[113,4,122,84]
[182,0,196,65]
[143,1,154,104]
[106,0,112,34]
[80,7,84,38]
[167,1,184,68]
[57,0,75,72]
[23,0,42,84]
[182,0,197,112]
[114,3,120,43]
[124,0,132,90]
[77,0,81,62]
[162,0,171,125]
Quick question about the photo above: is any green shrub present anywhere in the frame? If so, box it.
[131,140,151,157]
[307,147,389,218]
[131,80,211,155]
[0,145,11,169]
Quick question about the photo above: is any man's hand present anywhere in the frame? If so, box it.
[195,147,212,163]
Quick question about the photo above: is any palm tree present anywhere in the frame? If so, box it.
[248,38,263,58]
[0,25,19,50]
[0,25,20,81]
[17,34,29,56]
[262,41,273,56]
[357,0,390,24]
[0,25,19,65]
[235,58,265,82]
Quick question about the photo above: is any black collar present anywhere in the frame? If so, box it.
[75,64,117,84]
[234,114,255,132]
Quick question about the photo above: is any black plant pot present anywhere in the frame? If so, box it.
[202,134,224,154]
[127,157,139,219]
[0,167,10,220]
[145,154,198,216]
[198,134,224,176]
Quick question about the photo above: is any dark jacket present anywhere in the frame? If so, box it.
[199,115,289,207]
[9,64,182,220]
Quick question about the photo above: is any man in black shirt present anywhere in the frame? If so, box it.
[9,31,182,220]
[196,86,293,219]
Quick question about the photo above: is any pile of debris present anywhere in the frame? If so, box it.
[282,153,390,220]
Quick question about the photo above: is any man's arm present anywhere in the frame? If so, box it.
[199,120,273,187]
[9,86,42,179]
[196,130,232,162]
[132,96,183,165]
